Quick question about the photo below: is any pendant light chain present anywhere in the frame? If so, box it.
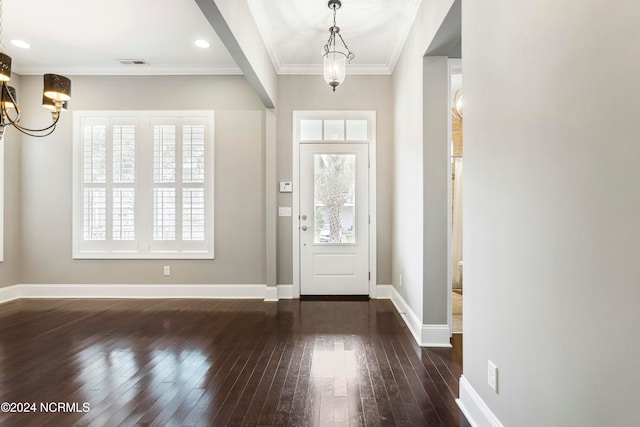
[321,0,355,92]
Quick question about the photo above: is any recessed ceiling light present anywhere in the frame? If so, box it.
[194,40,210,49]
[11,40,30,49]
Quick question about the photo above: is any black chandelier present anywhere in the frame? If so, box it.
[322,0,354,92]
[0,0,71,141]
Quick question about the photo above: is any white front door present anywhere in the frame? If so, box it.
[299,143,369,295]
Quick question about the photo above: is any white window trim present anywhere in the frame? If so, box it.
[72,110,214,260]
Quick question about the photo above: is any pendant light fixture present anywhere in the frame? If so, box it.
[322,0,354,92]
[0,0,71,141]
[452,89,464,119]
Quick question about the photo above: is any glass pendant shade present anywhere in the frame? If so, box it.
[452,89,464,119]
[0,52,11,82]
[323,45,348,91]
[1,85,16,109]
[43,74,72,101]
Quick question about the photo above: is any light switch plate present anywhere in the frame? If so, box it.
[278,207,292,217]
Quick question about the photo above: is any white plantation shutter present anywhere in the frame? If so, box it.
[112,188,135,240]
[153,124,177,244]
[73,111,214,259]
[182,125,206,241]
[112,124,136,241]
[83,188,106,240]
[82,123,107,242]
[183,188,205,241]
[153,188,176,241]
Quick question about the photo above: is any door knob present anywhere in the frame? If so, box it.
[301,226,308,231]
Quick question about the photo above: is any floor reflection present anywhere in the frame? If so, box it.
[0,298,467,426]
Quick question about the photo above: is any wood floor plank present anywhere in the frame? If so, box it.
[0,298,469,426]
[285,339,315,427]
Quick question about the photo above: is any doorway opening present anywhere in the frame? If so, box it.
[450,63,463,333]
[292,111,377,298]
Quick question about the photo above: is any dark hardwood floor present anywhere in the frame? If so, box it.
[0,298,469,426]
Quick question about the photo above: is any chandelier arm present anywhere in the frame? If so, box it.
[11,123,57,138]
[2,99,60,133]
[10,113,60,133]
[1,101,22,125]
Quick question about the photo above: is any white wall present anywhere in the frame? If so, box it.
[462,1,640,425]
[18,75,267,285]
[391,0,455,322]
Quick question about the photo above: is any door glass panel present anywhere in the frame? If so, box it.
[300,120,322,141]
[313,153,356,244]
[346,120,368,141]
[323,120,344,141]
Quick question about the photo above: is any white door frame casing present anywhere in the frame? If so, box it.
[292,111,377,299]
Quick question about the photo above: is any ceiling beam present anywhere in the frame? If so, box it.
[194,0,277,108]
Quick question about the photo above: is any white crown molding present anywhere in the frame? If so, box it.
[11,66,243,76]
[386,0,423,74]
[458,375,505,427]
[277,63,392,75]
[246,0,420,76]
[246,0,285,74]
[13,64,393,77]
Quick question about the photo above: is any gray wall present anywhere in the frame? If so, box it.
[275,74,393,286]
[422,56,449,325]
[0,74,22,288]
[18,75,267,285]
[391,0,455,321]
[463,0,640,425]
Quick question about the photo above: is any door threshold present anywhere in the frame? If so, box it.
[300,295,370,301]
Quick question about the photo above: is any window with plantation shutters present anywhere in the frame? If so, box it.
[73,111,214,259]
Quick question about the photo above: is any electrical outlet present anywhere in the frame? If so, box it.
[163,265,171,276]
[399,273,403,287]
[488,360,498,393]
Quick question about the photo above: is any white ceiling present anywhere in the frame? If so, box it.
[2,0,420,76]
[247,0,422,74]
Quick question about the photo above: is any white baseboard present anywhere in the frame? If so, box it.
[0,283,274,302]
[277,284,294,299]
[457,375,504,427]
[390,286,451,348]
[263,284,294,301]
[264,286,278,302]
[0,284,302,303]
[0,285,21,304]
[375,284,393,299]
